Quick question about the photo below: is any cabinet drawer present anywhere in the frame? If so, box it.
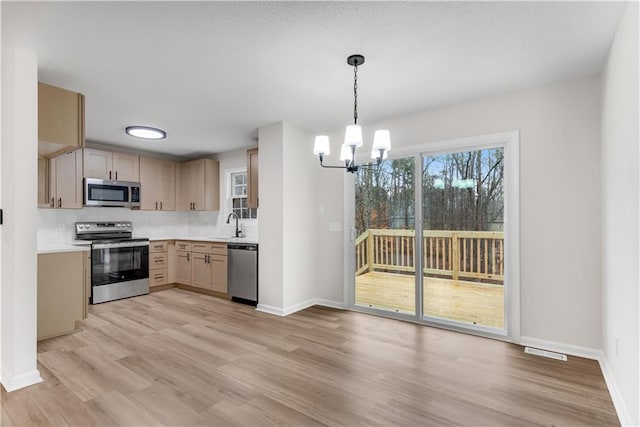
[191,242,209,254]
[149,268,168,287]
[150,241,168,253]
[176,241,191,252]
[209,243,227,255]
[150,253,167,269]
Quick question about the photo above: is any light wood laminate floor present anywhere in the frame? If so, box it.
[2,288,618,426]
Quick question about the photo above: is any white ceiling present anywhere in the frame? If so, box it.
[2,1,627,158]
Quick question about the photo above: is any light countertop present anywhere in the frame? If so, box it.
[38,237,257,254]
[148,236,258,245]
[38,241,91,254]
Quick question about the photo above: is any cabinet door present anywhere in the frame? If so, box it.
[175,251,192,285]
[55,150,83,209]
[158,160,176,211]
[178,159,219,211]
[191,253,212,289]
[83,148,112,179]
[210,254,228,293]
[38,251,84,340]
[247,148,259,209]
[112,152,139,181]
[38,156,50,208]
[139,156,160,210]
[192,159,205,210]
[179,161,194,210]
[38,82,84,151]
[49,156,57,208]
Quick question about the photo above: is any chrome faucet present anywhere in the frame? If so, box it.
[226,212,241,238]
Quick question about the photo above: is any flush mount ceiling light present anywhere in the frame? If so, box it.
[313,54,391,173]
[125,126,166,140]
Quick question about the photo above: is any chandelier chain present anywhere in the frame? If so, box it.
[353,64,358,124]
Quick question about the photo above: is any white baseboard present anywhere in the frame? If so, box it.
[1,369,43,392]
[256,298,345,317]
[519,336,634,426]
[255,303,286,316]
[313,299,346,310]
[598,353,634,426]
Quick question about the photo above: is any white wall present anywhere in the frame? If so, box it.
[1,48,42,391]
[316,75,604,350]
[257,122,284,310]
[282,123,317,308]
[601,2,639,425]
[257,121,317,314]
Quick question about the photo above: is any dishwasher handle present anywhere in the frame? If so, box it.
[228,244,258,251]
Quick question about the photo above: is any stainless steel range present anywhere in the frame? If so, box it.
[75,221,149,304]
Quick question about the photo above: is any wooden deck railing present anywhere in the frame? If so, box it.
[355,229,504,282]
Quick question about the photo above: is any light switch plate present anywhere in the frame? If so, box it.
[329,221,341,232]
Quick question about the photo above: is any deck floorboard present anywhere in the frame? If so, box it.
[356,271,504,328]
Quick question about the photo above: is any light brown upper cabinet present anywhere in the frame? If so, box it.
[178,159,220,211]
[38,83,85,157]
[48,149,83,209]
[38,157,50,208]
[139,156,176,211]
[247,148,259,209]
[83,148,139,181]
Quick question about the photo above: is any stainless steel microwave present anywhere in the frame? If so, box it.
[84,178,141,208]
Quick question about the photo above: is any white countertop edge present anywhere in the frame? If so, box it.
[38,243,91,254]
[148,236,258,245]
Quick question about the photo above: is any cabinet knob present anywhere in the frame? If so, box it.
[155,201,158,210]
[115,171,118,180]
[109,170,112,180]
[58,198,62,208]
[51,197,55,208]
[160,201,163,210]
[187,253,190,261]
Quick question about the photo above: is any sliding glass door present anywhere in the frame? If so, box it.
[354,157,416,315]
[351,137,512,336]
[421,147,505,329]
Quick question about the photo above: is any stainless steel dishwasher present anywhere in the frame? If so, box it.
[227,243,258,305]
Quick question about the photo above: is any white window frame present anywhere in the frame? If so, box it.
[225,168,258,224]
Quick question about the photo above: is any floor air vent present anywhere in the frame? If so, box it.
[524,346,568,361]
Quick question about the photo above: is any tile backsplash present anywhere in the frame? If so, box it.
[38,207,258,243]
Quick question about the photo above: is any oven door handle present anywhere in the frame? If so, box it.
[92,241,150,250]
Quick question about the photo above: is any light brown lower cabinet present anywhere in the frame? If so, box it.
[149,240,169,288]
[175,250,192,285]
[173,241,227,293]
[38,250,88,340]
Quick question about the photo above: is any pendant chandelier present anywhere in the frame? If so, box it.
[313,54,391,173]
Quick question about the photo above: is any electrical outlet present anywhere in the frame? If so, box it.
[56,223,65,232]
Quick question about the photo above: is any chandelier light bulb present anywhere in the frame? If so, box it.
[372,130,391,152]
[344,124,363,148]
[340,144,354,162]
[313,135,331,156]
